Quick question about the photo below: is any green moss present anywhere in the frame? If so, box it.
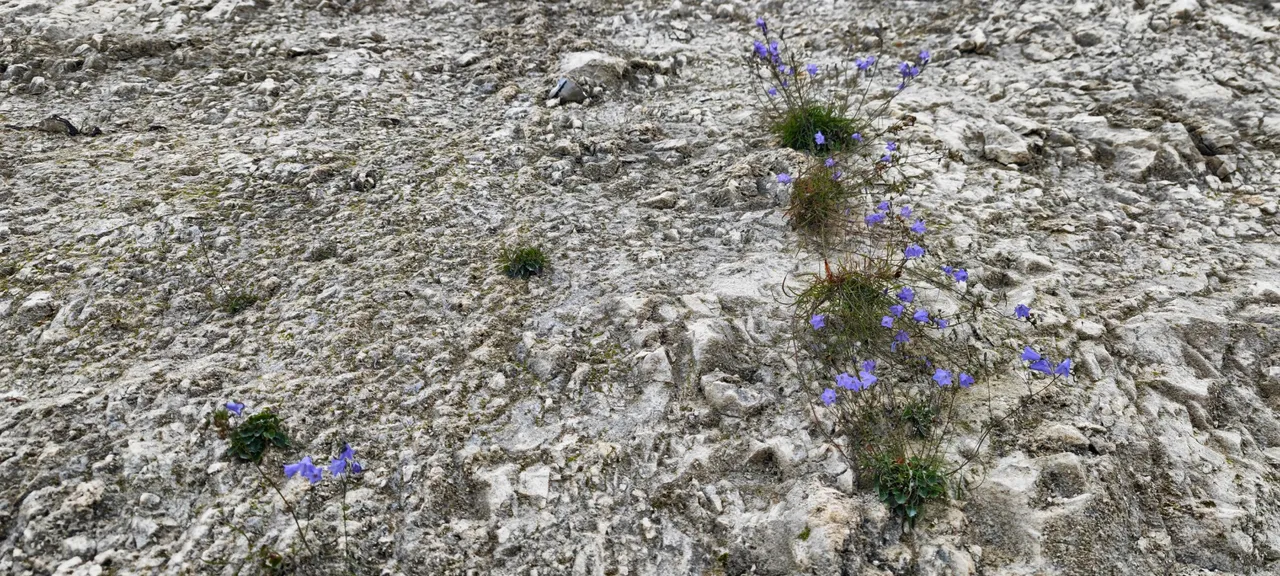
[771,104,860,154]
[499,245,548,279]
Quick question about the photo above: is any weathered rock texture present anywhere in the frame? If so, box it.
[2,0,1280,574]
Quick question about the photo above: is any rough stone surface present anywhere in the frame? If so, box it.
[2,0,1280,575]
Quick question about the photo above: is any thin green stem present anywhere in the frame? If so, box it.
[254,463,316,557]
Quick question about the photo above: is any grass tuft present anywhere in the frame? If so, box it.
[794,267,896,358]
[220,290,259,315]
[771,104,859,153]
[785,168,846,237]
[499,245,549,280]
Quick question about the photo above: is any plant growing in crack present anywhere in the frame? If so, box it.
[788,199,1076,528]
[213,401,368,573]
[498,243,549,280]
[192,230,260,315]
[756,17,1080,529]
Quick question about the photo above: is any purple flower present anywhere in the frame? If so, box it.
[756,17,767,35]
[904,244,925,259]
[778,64,794,76]
[1021,346,1041,362]
[284,456,323,485]
[833,170,842,180]
[897,81,906,91]
[881,153,892,163]
[952,269,968,283]
[897,286,915,302]
[937,318,949,329]
[898,62,921,78]
[858,371,877,388]
[877,201,890,211]
[810,314,826,330]
[769,41,780,58]
[881,315,894,328]
[1029,359,1053,374]
[753,41,767,59]
[852,133,864,143]
[900,205,913,217]
[943,265,953,274]
[892,332,908,352]
[836,372,858,390]
[1055,359,1072,376]
[806,63,819,76]
[910,220,926,234]
[777,173,792,184]
[328,443,363,477]
[855,56,876,70]
[913,309,929,323]
[933,368,953,387]
[920,50,931,63]
[767,86,778,97]
[814,131,826,146]
[1014,304,1031,319]
[825,157,836,168]
[861,359,877,373]
[865,212,886,225]
[886,141,898,152]
[958,373,974,388]
[225,401,245,417]
[821,388,837,406]
[889,304,905,317]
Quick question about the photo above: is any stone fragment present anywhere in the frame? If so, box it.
[37,115,78,136]
[548,78,586,104]
[700,372,769,416]
[640,191,679,209]
[559,51,627,89]
[18,291,57,324]
[636,347,674,383]
[982,123,1032,165]
[517,465,551,500]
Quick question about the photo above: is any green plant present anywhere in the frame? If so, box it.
[792,265,897,359]
[219,290,259,315]
[772,104,859,153]
[499,245,548,279]
[901,400,937,438]
[871,454,947,528]
[193,234,261,316]
[228,410,291,463]
[255,545,288,575]
[785,168,848,237]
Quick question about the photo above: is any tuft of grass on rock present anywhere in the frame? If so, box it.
[219,290,259,315]
[499,245,549,280]
[771,104,859,153]
[786,168,846,237]
[228,410,291,463]
[794,267,896,357]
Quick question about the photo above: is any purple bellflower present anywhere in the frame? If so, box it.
[285,456,323,485]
